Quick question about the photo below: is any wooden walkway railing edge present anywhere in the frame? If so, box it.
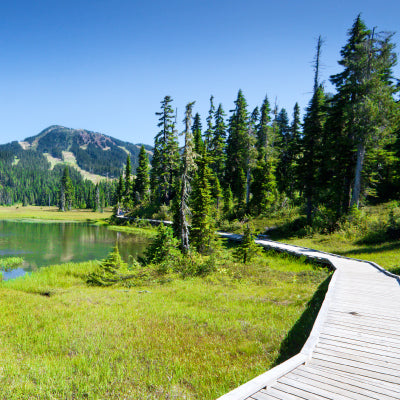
[216,234,342,400]
[216,233,400,400]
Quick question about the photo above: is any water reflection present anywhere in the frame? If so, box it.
[0,220,148,280]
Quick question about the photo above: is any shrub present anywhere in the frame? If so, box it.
[144,223,179,268]
[234,222,260,264]
[86,245,134,286]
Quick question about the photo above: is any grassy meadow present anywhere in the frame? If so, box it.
[0,246,330,399]
[264,202,400,274]
[0,205,113,222]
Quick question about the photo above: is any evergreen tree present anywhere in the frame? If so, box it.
[299,86,327,224]
[234,222,260,264]
[330,16,399,209]
[123,155,132,209]
[250,154,277,215]
[191,147,214,253]
[209,103,227,181]
[251,94,278,215]
[204,95,215,150]
[59,167,74,211]
[297,36,327,224]
[225,90,249,208]
[223,185,233,216]
[275,108,291,194]
[87,245,131,286]
[245,107,259,209]
[256,95,271,154]
[116,173,125,205]
[145,223,178,265]
[192,112,204,154]
[287,102,302,197]
[151,96,180,205]
[176,101,196,253]
[94,184,101,212]
[135,145,150,202]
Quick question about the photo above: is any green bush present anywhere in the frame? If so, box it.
[86,245,134,286]
[144,223,179,265]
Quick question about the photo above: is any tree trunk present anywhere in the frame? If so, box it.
[306,194,312,225]
[60,186,65,212]
[350,141,366,209]
[180,179,189,254]
[246,165,251,207]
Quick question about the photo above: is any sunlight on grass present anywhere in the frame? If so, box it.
[0,247,329,399]
[0,206,112,221]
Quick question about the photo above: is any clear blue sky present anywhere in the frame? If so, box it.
[0,0,399,145]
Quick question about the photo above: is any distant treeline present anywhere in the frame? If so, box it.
[0,142,117,208]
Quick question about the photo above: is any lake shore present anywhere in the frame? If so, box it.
[0,205,113,222]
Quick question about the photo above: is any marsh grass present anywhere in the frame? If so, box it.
[0,245,329,399]
[0,256,24,271]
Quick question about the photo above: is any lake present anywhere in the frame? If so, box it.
[0,220,149,280]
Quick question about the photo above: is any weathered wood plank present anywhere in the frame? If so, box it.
[217,234,400,400]
[294,366,397,400]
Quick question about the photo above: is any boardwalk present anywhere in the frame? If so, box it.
[218,234,400,400]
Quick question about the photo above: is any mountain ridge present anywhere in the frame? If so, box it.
[2,125,152,181]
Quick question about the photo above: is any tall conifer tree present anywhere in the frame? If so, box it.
[204,95,215,150]
[135,145,150,202]
[191,147,214,253]
[175,101,196,253]
[330,16,399,209]
[225,90,249,208]
[298,36,327,224]
[151,96,180,205]
[209,103,227,181]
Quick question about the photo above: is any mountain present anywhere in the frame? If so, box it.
[0,126,152,206]
[16,125,152,179]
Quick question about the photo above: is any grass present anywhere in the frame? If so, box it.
[279,234,400,274]
[106,224,157,238]
[0,206,113,222]
[0,257,24,271]
[0,245,330,399]
[264,202,400,274]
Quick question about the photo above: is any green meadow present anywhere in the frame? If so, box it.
[0,245,330,399]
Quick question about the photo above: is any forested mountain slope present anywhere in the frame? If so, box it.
[19,125,152,177]
[0,126,152,206]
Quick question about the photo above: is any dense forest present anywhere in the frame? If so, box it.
[115,15,400,252]
[0,140,117,208]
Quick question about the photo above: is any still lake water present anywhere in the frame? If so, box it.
[0,220,149,280]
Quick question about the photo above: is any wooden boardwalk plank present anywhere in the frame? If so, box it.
[217,235,400,400]
[294,365,398,400]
